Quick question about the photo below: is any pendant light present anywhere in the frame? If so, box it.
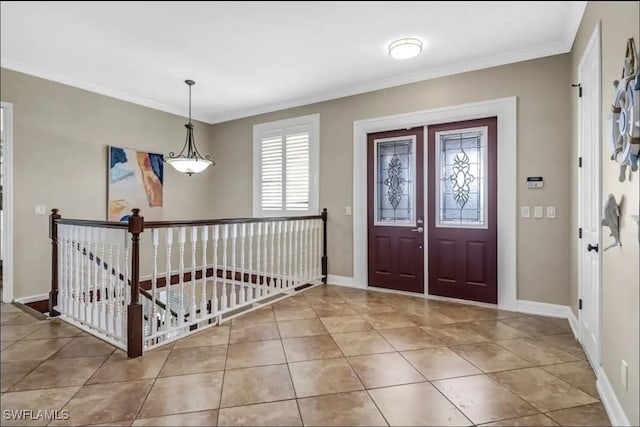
[165,79,214,176]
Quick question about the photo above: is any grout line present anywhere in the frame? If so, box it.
[215,326,231,426]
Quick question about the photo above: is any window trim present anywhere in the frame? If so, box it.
[253,113,320,217]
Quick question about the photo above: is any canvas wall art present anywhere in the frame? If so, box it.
[108,146,164,221]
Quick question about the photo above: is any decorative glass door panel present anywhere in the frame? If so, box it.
[374,136,416,226]
[436,127,488,228]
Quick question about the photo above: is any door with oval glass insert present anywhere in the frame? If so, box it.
[427,118,497,303]
[367,128,424,293]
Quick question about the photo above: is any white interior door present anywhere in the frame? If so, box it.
[577,24,601,367]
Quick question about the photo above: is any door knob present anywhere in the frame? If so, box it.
[587,243,599,253]
[411,227,424,233]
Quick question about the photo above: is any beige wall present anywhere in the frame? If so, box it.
[209,54,573,305]
[0,69,215,299]
[570,2,640,424]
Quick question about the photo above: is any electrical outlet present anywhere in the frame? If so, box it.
[533,206,543,218]
[521,206,530,218]
[546,206,557,219]
[33,204,47,215]
[345,206,352,216]
[621,360,628,390]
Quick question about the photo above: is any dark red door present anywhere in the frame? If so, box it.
[368,128,424,293]
[427,118,497,303]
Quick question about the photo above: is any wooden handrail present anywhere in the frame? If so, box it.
[144,213,324,229]
[56,219,128,229]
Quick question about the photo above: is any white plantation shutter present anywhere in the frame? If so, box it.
[253,114,319,216]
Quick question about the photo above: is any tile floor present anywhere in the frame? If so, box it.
[0,285,611,426]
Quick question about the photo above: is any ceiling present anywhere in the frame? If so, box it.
[1,1,586,124]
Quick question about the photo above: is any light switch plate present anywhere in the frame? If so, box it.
[33,204,47,215]
[345,206,352,216]
[546,206,556,219]
[521,206,530,218]
[533,206,543,218]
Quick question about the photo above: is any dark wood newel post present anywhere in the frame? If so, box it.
[49,209,61,317]
[127,208,144,358]
[321,208,328,284]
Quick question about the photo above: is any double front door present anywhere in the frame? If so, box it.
[367,118,497,303]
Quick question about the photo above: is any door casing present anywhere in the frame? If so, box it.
[353,97,517,311]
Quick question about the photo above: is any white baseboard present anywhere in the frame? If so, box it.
[14,293,49,304]
[326,275,365,289]
[567,308,579,339]
[597,366,632,426]
[516,299,571,319]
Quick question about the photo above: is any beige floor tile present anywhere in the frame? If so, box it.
[138,372,223,418]
[0,340,17,351]
[298,391,387,426]
[450,342,533,373]
[538,333,587,359]
[496,338,580,365]
[433,375,538,425]
[230,307,275,325]
[51,381,152,426]
[132,410,218,426]
[225,340,285,369]
[369,382,471,426]
[1,386,80,426]
[229,321,280,344]
[311,302,357,317]
[1,324,45,341]
[289,357,363,397]
[350,301,397,315]
[401,347,481,380]
[218,400,302,426]
[361,312,416,329]
[1,338,72,362]
[220,364,295,407]
[159,345,226,377]
[11,356,106,391]
[303,294,346,305]
[23,320,84,340]
[277,318,328,338]
[533,316,573,333]
[467,320,530,341]
[378,327,443,351]
[282,335,342,362]
[1,361,41,392]
[53,336,116,358]
[490,367,598,412]
[481,414,559,426]
[348,352,424,388]
[499,317,566,336]
[173,325,230,349]
[421,322,491,346]
[546,403,611,426]
[1,312,42,326]
[89,421,133,426]
[542,360,598,398]
[436,305,495,323]
[272,295,311,309]
[320,315,372,334]
[88,350,170,384]
[331,330,394,356]
[404,309,457,326]
[273,306,317,321]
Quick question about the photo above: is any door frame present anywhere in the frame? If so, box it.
[577,22,602,367]
[1,101,14,303]
[353,97,517,311]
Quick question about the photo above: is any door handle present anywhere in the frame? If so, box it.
[411,227,424,233]
[587,243,599,253]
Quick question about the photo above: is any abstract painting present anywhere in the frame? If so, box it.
[108,146,164,221]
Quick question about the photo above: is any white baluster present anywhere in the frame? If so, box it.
[276,221,282,290]
[293,221,299,286]
[190,226,198,319]
[164,228,173,331]
[151,229,159,336]
[240,223,246,305]
[269,221,275,293]
[211,225,219,315]
[247,223,254,302]
[311,220,317,280]
[305,219,311,283]
[106,240,114,333]
[221,224,229,311]
[178,227,186,325]
[288,221,294,288]
[121,231,130,338]
[263,222,269,294]
[113,240,122,337]
[316,220,322,279]
[79,227,87,322]
[91,228,99,325]
[230,223,237,308]
[201,226,209,317]
[256,223,262,297]
[99,228,107,329]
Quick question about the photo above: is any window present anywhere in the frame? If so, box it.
[253,114,319,216]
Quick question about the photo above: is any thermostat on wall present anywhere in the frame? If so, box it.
[527,177,544,189]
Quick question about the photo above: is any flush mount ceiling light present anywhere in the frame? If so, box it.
[165,80,214,176]
[388,38,423,60]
